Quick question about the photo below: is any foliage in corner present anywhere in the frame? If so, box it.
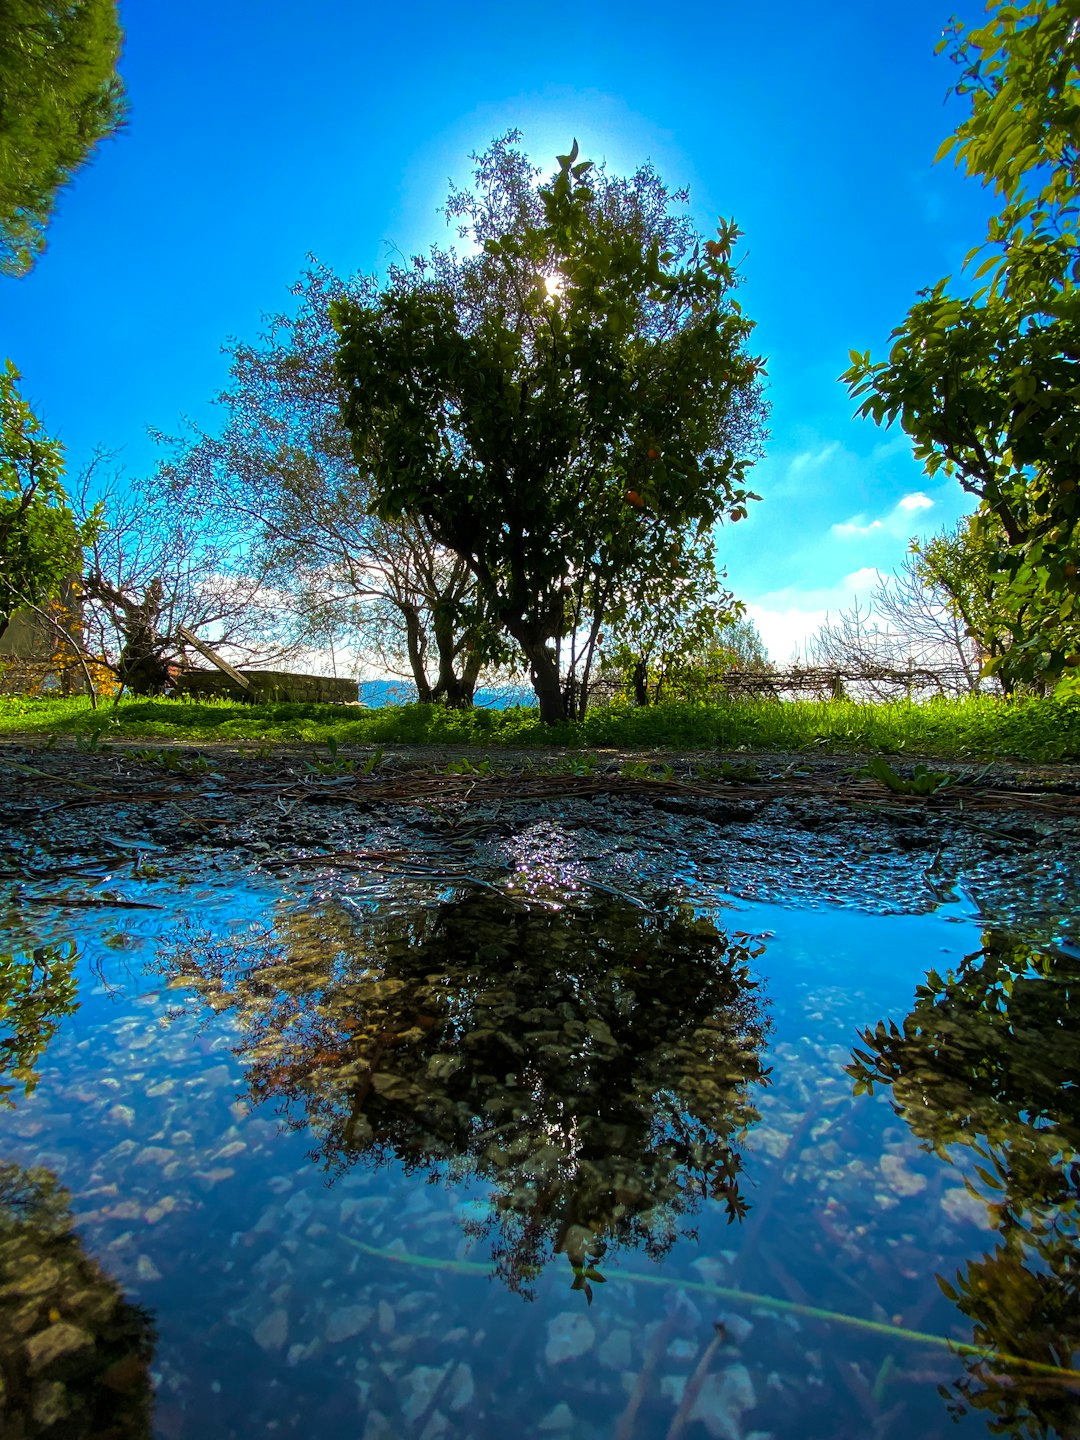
[0,361,99,642]
[0,0,127,276]
[843,0,1080,697]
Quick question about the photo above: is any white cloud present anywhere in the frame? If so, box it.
[832,491,935,540]
[788,440,840,475]
[898,491,933,512]
[745,567,883,663]
[832,516,884,538]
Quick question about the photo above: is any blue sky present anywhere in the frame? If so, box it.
[0,0,994,661]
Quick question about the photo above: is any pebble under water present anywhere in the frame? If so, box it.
[1,783,1078,1440]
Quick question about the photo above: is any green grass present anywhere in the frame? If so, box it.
[1,692,1077,763]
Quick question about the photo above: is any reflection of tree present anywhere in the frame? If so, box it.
[164,893,770,1297]
[0,942,78,1106]
[0,1161,155,1438]
[847,932,1080,1439]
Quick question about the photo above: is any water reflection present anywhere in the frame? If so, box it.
[848,930,1080,1438]
[161,891,771,1297]
[0,1160,156,1438]
[0,942,79,1107]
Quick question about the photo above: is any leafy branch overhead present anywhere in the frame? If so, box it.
[0,0,127,276]
[0,361,100,642]
[843,0,1080,696]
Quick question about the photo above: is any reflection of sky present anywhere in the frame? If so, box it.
[1,856,1066,1437]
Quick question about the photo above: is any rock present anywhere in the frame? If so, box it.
[283,1191,314,1227]
[446,1362,474,1413]
[419,1413,449,1440]
[667,1337,698,1363]
[537,1402,575,1431]
[143,1196,178,1224]
[106,1201,142,1221]
[544,1311,596,1366]
[134,1146,174,1166]
[716,1312,754,1347]
[193,1167,235,1188]
[32,1379,71,1426]
[25,1322,94,1373]
[690,1364,757,1440]
[401,1366,443,1424]
[107,1104,135,1127]
[879,1153,926,1196]
[0,1258,60,1297]
[661,1375,687,1404]
[597,1327,633,1370]
[325,1305,374,1343]
[378,1300,395,1335]
[253,1308,288,1352]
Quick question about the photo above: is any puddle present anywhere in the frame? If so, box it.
[2,801,1079,1438]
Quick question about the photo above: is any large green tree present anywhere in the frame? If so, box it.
[334,135,767,722]
[0,360,92,642]
[0,0,127,276]
[844,0,1080,697]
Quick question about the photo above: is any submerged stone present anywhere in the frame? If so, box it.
[253,1307,288,1352]
[325,1305,374,1343]
[544,1312,595,1366]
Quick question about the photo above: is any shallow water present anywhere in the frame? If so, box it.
[1,846,1077,1439]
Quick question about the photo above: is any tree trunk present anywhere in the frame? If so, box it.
[522,640,565,722]
[432,604,475,708]
[400,604,433,704]
[632,658,649,708]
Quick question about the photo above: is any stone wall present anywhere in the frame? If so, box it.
[174,669,359,705]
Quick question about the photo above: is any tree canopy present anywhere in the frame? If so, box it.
[0,0,127,276]
[844,0,1080,696]
[0,361,94,642]
[334,135,767,721]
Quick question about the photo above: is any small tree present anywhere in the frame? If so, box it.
[911,514,1022,689]
[807,525,1007,699]
[334,135,767,722]
[844,0,1080,695]
[0,0,127,275]
[0,361,95,643]
[598,531,743,705]
[74,460,292,695]
[159,262,505,706]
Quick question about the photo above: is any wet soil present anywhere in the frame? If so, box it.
[2,738,1078,944]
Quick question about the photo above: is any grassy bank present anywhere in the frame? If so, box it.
[0,693,1077,763]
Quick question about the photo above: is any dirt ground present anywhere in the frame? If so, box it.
[2,737,1077,950]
